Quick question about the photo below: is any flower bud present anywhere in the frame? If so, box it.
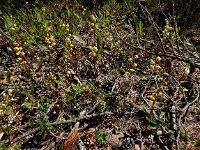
[155,65,161,70]
[90,15,96,23]
[19,46,23,51]
[173,124,177,130]
[16,51,21,56]
[91,52,97,57]
[171,106,176,111]
[92,46,98,52]
[134,55,139,59]
[165,19,169,25]
[3,93,7,98]
[16,58,22,62]
[20,52,25,57]
[0,109,4,116]
[158,92,163,97]
[132,63,137,68]
[8,89,13,96]
[14,47,19,52]
[65,37,71,44]
[157,130,162,136]
[150,59,155,65]
[128,58,133,63]
[156,56,162,62]
[149,95,156,101]
[150,65,154,69]
[7,47,12,51]
[129,69,135,74]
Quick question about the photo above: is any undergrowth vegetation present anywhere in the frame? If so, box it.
[0,0,200,149]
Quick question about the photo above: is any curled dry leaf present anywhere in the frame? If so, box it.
[64,122,80,150]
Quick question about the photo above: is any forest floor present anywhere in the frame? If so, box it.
[0,1,200,150]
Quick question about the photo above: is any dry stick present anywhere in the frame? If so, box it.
[47,132,65,150]
[11,127,40,146]
[11,111,137,146]
[78,138,87,150]
[115,23,200,70]
[138,1,167,55]
[140,1,200,68]
[159,53,200,69]
[162,66,199,149]
[165,78,185,149]
[176,87,199,150]
[93,21,97,77]
[49,130,66,140]
[183,46,200,62]
[10,119,75,146]
[87,100,99,115]
[171,0,181,56]
[140,1,196,67]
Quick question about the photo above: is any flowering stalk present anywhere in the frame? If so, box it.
[90,15,98,78]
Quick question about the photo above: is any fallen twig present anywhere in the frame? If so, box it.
[11,111,137,146]
[176,85,199,150]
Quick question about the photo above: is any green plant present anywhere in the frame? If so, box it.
[36,117,52,134]
[0,0,199,149]
[66,83,85,102]
[95,129,107,145]
[0,145,20,150]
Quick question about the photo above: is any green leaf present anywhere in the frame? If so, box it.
[96,129,107,145]
[23,102,32,109]
[44,19,49,27]
[139,21,143,36]
[97,32,103,59]
[122,24,131,31]
[3,14,13,29]
[72,35,85,45]
[184,130,189,141]
[0,84,6,91]
[30,23,36,33]
[141,75,149,81]
[71,24,77,34]
[43,67,51,72]
[3,125,11,135]
[39,97,50,112]
[36,118,52,133]
[168,130,175,139]
[147,125,157,130]
[194,139,200,147]
[36,11,42,22]
[71,83,84,93]
[134,20,143,36]
[66,6,71,17]
[88,15,93,23]
[66,92,76,101]
[32,63,37,68]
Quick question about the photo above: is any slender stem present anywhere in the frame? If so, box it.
[93,22,97,77]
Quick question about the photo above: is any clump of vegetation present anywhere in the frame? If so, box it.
[0,0,200,149]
